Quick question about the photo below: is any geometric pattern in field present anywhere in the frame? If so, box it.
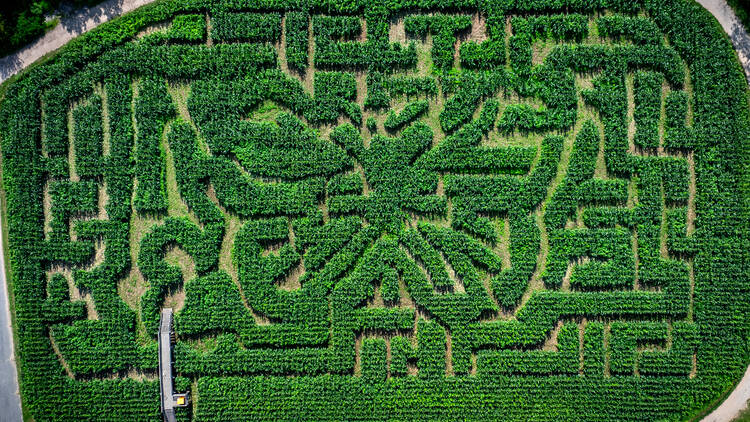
[43,9,697,380]
[1,0,747,420]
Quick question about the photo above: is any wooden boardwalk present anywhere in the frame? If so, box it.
[158,308,178,422]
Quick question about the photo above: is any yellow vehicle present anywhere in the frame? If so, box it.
[175,394,188,407]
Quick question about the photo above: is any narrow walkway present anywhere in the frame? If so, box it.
[159,308,177,422]
[0,0,157,84]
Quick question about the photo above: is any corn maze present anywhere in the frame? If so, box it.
[0,0,748,420]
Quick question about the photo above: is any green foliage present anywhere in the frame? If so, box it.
[211,12,281,43]
[176,272,254,336]
[72,95,104,178]
[404,14,471,70]
[233,113,352,179]
[478,322,579,375]
[366,116,377,132]
[313,12,416,70]
[511,14,589,42]
[663,90,695,150]
[633,71,663,149]
[133,76,175,214]
[597,15,662,45]
[285,11,309,70]
[388,76,437,97]
[167,14,206,42]
[0,0,748,420]
[1,0,56,54]
[384,99,429,131]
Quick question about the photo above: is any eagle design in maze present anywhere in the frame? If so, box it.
[42,9,697,380]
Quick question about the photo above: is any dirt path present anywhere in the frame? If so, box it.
[696,0,750,84]
[0,0,157,84]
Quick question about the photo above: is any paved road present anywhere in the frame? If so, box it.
[0,215,21,422]
[0,0,748,421]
